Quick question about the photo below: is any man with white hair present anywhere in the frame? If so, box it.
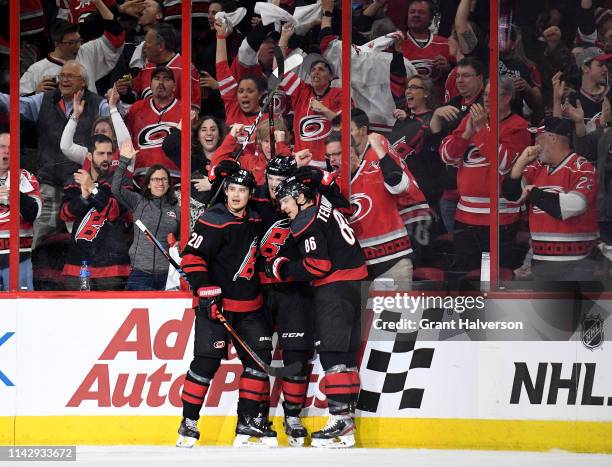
[0,60,112,248]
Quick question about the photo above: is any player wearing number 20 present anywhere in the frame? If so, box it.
[268,176,368,448]
[178,169,277,448]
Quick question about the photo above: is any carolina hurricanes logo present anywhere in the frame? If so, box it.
[260,219,291,259]
[299,115,332,142]
[272,91,287,115]
[533,185,563,214]
[349,193,373,223]
[75,207,107,242]
[390,138,414,159]
[138,123,178,148]
[233,238,258,281]
[463,145,487,166]
[411,59,434,77]
[237,124,255,144]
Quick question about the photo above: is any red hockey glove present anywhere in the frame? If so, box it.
[197,286,223,321]
[264,256,289,281]
[208,159,240,183]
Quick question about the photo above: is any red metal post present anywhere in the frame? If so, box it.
[9,0,20,291]
[489,0,500,288]
[180,2,192,248]
[340,0,351,198]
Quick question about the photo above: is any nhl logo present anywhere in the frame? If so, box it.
[582,314,604,351]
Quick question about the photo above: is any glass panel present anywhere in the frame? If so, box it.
[497,0,608,291]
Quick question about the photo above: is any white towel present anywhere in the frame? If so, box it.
[215,8,248,35]
[254,1,321,33]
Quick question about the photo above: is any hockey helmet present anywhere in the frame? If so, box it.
[274,175,313,201]
[266,156,297,178]
[224,169,256,192]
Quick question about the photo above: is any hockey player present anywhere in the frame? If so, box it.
[266,176,368,448]
[252,156,313,446]
[178,168,277,448]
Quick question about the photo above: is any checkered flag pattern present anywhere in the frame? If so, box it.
[357,305,443,413]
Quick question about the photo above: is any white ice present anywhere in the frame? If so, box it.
[19,446,612,467]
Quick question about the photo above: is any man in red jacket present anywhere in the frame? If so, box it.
[439,76,531,276]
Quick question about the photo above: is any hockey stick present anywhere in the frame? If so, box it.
[268,46,286,161]
[206,54,304,208]
[134,219,302,378]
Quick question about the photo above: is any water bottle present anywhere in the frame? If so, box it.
[79,260,91,291]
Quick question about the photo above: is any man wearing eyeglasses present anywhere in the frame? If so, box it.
[19,0,125,96]
[0,60,114,249]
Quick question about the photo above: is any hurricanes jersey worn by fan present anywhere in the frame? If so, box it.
[182,203,263,312]
[284,195,367,287]
[349,153,413,279]
[132,54,201,111]
[217,59,270,144]
[60,174,131,278]
[401,32,451,103]
[439,113,531,226]
[0,169,41,259]
[125,97,182,179]
[523,153,599,261]
[280,72,343,167]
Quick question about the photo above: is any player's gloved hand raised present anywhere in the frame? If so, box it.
[264,256,289,281]
[294,166,335,187]
[197,286,223,321]
[208,159,239,183]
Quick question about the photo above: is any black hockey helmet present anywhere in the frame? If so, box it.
[224,168,256,192]
[266,156,297,178]
[274,175,314,201]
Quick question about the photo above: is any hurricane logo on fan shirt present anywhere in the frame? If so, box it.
[349,193,373,223]
[75,207,107,242]
[260,218,291,259]
[299,115,332,142]
[411,59,434,78]
[463,145,487,167]
[237,124,255,144]
[138,123,178,149]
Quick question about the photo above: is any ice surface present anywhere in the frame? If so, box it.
[18,446,612,467]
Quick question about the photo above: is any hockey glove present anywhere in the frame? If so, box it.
[264,257,289,281]
[294,166,335,188]
[208,159,240,183]
[197,286,223,321]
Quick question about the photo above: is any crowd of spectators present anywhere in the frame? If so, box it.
[1,0,612,291]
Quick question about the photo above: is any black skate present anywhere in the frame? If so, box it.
[311,414,355,448]
[284,415,308,447]
[176,417,199,448]
[233,412,278,447]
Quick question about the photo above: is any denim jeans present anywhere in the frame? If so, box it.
[0,258,34,291]
[126,268,169,291]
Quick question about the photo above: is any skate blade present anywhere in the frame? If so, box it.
[288,436,306,447]
[311,434,355,449]
[176,435,198,448]
[233,434,278,448]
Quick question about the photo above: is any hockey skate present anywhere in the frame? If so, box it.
[176,417,199,448]
[283,415,308,447]
[233,413,278,447]
[311,414,355,448]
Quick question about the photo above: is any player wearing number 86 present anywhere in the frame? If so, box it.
[269,176,367,448]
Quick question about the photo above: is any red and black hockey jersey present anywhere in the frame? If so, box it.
[181,203,263,312]
[439,112,531,226]
[283,195,367,287]
[280,72,343,167]
[522,153,599,261]
[250,186,300,285]
[60,174,131,278]
[125,96,182,179]
[131,54,201,111]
